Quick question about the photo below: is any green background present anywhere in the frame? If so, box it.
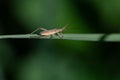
[0,0,120,80]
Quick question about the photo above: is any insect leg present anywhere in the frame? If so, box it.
[50,34,54,39]
[30,27,41,34]
[39,28,47,31]
[30,27,47,34]
[56,33,63,39]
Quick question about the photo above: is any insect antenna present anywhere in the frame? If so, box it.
[61,23,69,30]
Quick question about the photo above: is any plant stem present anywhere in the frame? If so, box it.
[0,34,39,39]
[0,34,119,42]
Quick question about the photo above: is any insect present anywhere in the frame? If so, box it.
[30,24,68,39]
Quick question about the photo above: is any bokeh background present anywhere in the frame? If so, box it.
[0,0,120,80]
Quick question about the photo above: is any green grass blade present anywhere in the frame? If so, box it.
[63,34,104,41]
[0,33,119,42]
[0,34,38,39]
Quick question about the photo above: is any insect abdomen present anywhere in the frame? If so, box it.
[40,29,60,35]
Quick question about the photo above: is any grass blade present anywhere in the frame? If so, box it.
[0,33,119,42]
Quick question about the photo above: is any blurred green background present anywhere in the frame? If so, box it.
[0,0,120,80]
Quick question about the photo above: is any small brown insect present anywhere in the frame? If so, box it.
[30,24,68,39]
